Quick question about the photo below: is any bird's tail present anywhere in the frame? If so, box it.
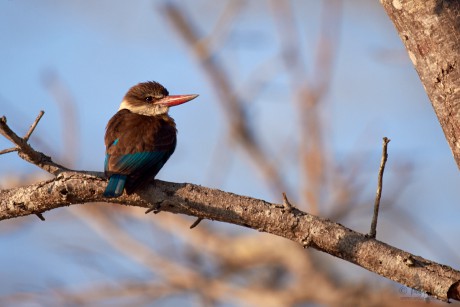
[104,174,127,198]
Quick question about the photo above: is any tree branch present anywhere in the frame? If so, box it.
[0,173,459,301]
[0,113,98,178]
[0,112,70,175]
[381,0,460,169]
[1,97,459,302]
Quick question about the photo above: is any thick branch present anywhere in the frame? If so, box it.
[381,0,460,169]
[0,174,459,301]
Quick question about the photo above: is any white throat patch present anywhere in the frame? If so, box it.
[119,100,168,116]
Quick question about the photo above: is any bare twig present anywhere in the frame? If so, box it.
[189,217,203,229]
[369,137,390,238]
[23,110,45,141]
[0,112,70,175]
[0,147,18,155]
[282,192,294,212]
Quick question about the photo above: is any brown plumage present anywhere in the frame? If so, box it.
[104,109,177,194]
[105,110,177,155]
[103,81,198,198]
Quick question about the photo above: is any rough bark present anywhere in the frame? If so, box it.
[0,173,459,302]
[381,0,460,169]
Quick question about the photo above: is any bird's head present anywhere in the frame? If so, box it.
[119,81,198,116]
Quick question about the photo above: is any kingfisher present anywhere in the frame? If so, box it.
[103,81,198,198]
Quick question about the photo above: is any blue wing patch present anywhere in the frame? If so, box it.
[106,151,171,175]
[104,136,174,195]
[116,152,168,173]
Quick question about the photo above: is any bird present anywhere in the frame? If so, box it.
[103,81,198,198]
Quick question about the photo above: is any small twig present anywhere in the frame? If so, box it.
[36,213,45,221]
[282,192,295,212]
[24,110,45,141]
[369,137,390,238]
[0,147,18,155]
[145,203,161,215]
[144,207,155,214]
[0,116,27,153]
[190,217,203,229]
[0,111,69,175]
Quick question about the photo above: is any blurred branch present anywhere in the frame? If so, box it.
[42,71,79,166]
[114,211,427,306]
[68,206,318,306]
[2,282,183,306]
[8,206,421,306]
[161,2,291,196]
[270,0,342,214]
[195,0,246,55]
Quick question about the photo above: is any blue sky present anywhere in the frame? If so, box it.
[0,0,458,299]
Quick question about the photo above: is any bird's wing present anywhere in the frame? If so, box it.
[106,150,171,175]
[104,110,177,193]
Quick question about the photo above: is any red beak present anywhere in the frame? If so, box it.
[158,94,198,107]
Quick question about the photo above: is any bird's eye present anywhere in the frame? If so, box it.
[145,96,153,102]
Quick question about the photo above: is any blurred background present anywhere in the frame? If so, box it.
[0,0,459,306]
